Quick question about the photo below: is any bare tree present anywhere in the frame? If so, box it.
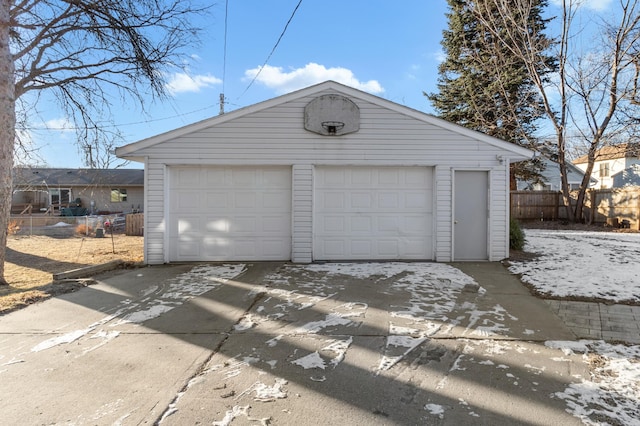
[473,0,640,221]
[1,0,16,286]
[0,0,208,285]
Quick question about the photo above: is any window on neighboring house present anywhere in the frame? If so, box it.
[599,162,610,178]
[111,188,128,203]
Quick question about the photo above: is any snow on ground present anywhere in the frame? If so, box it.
[508,230,640,424]
[3,257,639,425]
[508,229,640,303]
[546,340,640,426]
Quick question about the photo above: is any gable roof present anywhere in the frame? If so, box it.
[517,155,597,189]
[116,80,533,161]
[13,168,144,187]
[542,156,597,182]
[573,143,640,164]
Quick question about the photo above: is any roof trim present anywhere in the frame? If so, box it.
[573,143,640,164]
[116,80,533,161]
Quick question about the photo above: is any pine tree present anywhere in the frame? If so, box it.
[428,0,556,188]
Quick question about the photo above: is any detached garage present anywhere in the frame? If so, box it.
[116,81,532,264]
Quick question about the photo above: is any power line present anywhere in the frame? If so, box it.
[239,0,303,99]
[22,104,219,131]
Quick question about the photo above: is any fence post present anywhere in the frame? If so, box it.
[637,191,640,230]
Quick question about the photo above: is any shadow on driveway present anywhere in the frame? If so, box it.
[0,261,593,425]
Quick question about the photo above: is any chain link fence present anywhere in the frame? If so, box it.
[9,214,128,238]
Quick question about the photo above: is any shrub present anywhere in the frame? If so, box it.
[509,218,526,251]
[8,220,21,235]
[75,223,91,236]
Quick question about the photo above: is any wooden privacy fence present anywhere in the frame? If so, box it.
[585,188,640,230]
[510,191,566,221]
[125,213,144,236]
[511,188,640,229]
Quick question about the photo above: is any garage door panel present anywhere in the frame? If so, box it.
[169,166,291,261]
[405,192,430,209]
[176,216,201,234]
[173,191,201,208]
[377,216,399,232]
[263,169,291,185]
[315,166,433,260]
[177,240,200,257]
[174,168,201,187]
[321,240,344,254]
[202,237,232,257]
[204,192,229,208]
[351,169,373,185]
[378,169,400,185]
[405,168,430,185]
[206,217,230,232]
[404,239,429,256]
[204,169,227,185]
[322,216,345,232]
[262,216,291,233]
[351,240,373,256]
[378,240,399,256]
[320,192,345,209]
[263,192,290,208]
[230,169,258,186]
[403,215,431,233]
[351,193,373,208]
[228,216,257,233]
[351,216,372,232]
[378,192,399,208]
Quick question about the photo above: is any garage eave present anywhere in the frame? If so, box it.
[114,80,535,161]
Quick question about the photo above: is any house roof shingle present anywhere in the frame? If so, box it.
[573,143,640,164]
[12,168,144,187]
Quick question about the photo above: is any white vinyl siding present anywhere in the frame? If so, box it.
[124,83,530,264]
[292,165,313,263]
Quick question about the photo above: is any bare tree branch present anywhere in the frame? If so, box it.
[0,0,210,284]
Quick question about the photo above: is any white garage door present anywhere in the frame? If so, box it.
[168,166,291,261]
[314,166,434,260]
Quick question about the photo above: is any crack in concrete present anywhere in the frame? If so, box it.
[153,290,267,425]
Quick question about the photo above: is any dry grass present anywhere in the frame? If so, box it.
[1,234,143,314]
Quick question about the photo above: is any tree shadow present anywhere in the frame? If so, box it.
[5,247,90,273]
[0,262,594,425]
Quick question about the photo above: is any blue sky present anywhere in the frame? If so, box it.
[22,0,614,169]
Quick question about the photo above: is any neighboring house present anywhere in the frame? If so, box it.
[573,143,640,188]
[11,168,144,215]
[516,156,597,191]
[612,164,640,187]
[116,80,532,264]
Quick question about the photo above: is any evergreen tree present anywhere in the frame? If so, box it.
[428,0,556,188]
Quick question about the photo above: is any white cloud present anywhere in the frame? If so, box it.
[165,72,222,95]
[550,0,613,11]
[43,117,74,132]
[244,63,384,95]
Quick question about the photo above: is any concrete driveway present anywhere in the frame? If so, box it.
[0,262,589,425]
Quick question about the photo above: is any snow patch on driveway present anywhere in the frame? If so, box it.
[30,264,246,353]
